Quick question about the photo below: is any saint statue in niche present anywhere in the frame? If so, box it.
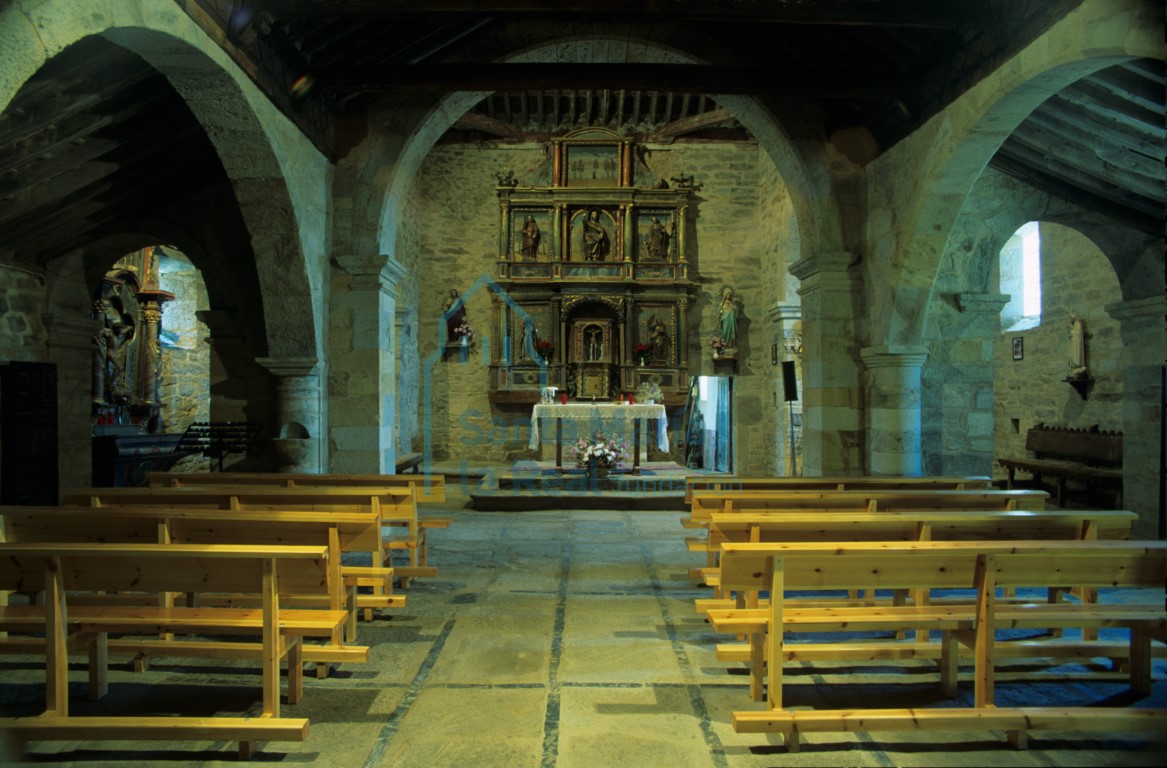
[718,286,738,347]
[1067,312,1087,379]
[443,289,466,343]
[645,216,669,261]
[586,327,603,361]
[520,215,540,260]
[649,314,669,361]
[582,210,609,261]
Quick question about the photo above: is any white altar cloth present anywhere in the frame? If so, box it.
[528,403,668,452]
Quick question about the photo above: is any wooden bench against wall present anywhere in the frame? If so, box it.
[684,475,993,504]
[997,424,1123,507]
[0,542,349,759]
[712,539,1166,752]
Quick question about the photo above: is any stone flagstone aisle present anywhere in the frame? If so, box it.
[3,487,1165,766]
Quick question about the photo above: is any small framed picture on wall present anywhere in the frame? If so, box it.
[1012,337,1024,361]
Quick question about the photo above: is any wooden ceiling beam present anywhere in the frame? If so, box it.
[316,63,896,97]
[652,106,734,141]
[454,110,524,139]
[989,152,1159,233]
[245,0,982,28]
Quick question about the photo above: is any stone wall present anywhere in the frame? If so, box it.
[410,138,796,472]
[993,222,1124,470]
[0,265,48,362]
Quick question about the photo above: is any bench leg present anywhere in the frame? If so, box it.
[88,632,108,701]
[1130,626,1153,697]
[939,630,959,697]
[1007,728,1028,750]
[287,639,304,705]
[749,630,765,703]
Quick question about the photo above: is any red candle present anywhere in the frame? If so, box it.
[559,392,568,404]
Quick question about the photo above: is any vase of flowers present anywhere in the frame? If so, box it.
[635,380,663,405]
[709,336,726,360]
[533,337,554,362]
[454,323,474,361]
[632,342,652,367]
[569,430,630,477]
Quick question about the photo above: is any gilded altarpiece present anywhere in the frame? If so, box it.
[489,128,694,404]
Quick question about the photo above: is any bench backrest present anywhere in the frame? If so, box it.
[59,486,415,517]
[707,509,1135,547]
[146,471,446,503]
[1026,425,1122,465]
[0,542,331,595]
[719,539,1166,593]
[3,506,382,553]
[685,475,992,503]
[690,488,1048,519]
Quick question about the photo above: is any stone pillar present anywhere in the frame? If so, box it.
[135,290,174,409]
[926,292,1010,475]
[789,252,863,475]
[860,345,929,476]
[1105,295,1166,538]
[768,302,802,476]
[256,356,322,473]
[44,314,101,488]
[329,254,406,474]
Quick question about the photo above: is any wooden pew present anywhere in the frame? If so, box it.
[684,475,993,504]
[60,484,438,583]
[146,470,448,504]
[700,507,1137,657]
[0,542,349,759]
[712,539,1166,751]
[2,504,397,653]
[685,488,1049,577]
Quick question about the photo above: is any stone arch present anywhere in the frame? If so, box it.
[0,0,320,361]
[868,0,1161,349]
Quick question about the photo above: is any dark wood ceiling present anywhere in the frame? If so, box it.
[0,0,1161,274]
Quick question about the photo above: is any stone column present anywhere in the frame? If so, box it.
[860,345,930,476]
[1105,295,1166,538]
[926,292,1010,475]
[256,356,322,473]
[789,252,863,475]
[329,254,406,474]
[135,290,174,409]
[768,302,802,476]
[45,314,102,487]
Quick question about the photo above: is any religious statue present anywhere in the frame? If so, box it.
[582,210,609,261]
[718,286,738,348]
[685,410,705,469]
[443,288,467,343]
[649,314,669,361]
[520,215,540,261]
[586,327,602,361]
[645,217,669,261]
[1067,312,1087,379]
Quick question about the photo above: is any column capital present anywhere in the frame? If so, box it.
[859,345,930,369]
[256,356,319,379]
[767,302,801,326]
[789,250,857,282]
[955,292,1009,314]
[334,253,406,281]
[1105,295,1166,322]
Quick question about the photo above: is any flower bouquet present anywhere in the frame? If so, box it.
[632,342,652,366]
[635,380,663,404]
[454,322,474,340]
[533,337,554,361]
[568,430,630,474]
[709,336,727,358]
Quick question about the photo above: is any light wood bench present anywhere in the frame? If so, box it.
[685,488,1049,577]
[2,504,398,654]
[684,475,993,504]
[60,484,440,585]
[699,507,1137,655]
[395,452,423,474]
[146,470,448,504]
[712,539,1166,751]
[0,542,349,759]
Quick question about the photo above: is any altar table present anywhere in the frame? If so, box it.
[528,403,668,472]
